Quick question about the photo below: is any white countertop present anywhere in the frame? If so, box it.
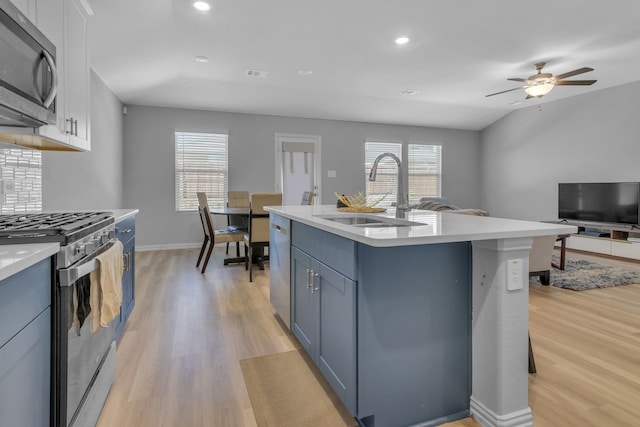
[0,243,59,282]
[265,205,577,247]
[109,209,139,223]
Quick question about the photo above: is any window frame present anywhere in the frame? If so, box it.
[175,131,229,212]
[407,143,442,205]
[364,140,442,207]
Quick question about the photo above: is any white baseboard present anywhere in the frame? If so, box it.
[470,397,534,427]
[136,243,202,251]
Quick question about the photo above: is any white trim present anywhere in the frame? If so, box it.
[470,398,534,427]
[275,133,322,204]
[136,243,202,251]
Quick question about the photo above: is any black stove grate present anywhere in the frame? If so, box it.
[0,212,114,243]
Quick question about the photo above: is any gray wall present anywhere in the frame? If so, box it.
[123,105,481,249]
[480,81,640,221]
[43,69,124,210]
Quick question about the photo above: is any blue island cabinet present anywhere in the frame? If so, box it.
[0,257,52,427]
[291,223,357,415]
[291,221,472,427]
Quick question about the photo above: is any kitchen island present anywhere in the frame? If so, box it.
[266,205,576,427]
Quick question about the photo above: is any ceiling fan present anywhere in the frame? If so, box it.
[486,62,596,99]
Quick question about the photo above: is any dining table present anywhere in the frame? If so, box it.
[210,207,269,270]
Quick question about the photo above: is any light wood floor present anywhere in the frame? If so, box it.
[97,247,640,427]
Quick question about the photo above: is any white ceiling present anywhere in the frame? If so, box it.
[88,0,640,131]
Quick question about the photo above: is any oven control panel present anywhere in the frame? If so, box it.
[58,224,116,268]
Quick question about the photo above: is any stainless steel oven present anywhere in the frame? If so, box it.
[56,233,117,427]
[0,0,57,127]
[0,212,117,427]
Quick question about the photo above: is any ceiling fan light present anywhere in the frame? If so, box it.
[524,81,554,97]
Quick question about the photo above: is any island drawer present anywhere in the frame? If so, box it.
[292,221,357,280]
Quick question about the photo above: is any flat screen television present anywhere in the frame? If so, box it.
[558,182,640,225]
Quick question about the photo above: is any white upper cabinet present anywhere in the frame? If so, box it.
[10,0,36,21]
[35,0,67,146]
[63,0,90,150]
[32,0,91,151]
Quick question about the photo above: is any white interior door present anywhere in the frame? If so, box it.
[275,134,321,206]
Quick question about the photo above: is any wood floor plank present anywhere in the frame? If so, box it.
[97,247,640,427]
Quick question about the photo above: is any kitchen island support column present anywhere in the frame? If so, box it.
[470,237,534,427]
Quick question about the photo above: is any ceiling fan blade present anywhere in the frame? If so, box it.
[554,80,597,86]
[554,67,594,80]
[485,87,523,97]
[507,78,527,82]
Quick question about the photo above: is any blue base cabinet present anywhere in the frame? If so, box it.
[290,221,472,427]
[0,258,52,427]
[115,216,135,341]
[292,224,357,415]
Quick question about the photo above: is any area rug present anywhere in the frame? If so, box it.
[530,256,640,291]
[240,350,358,427]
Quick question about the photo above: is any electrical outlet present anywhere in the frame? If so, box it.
[506,258,523,291]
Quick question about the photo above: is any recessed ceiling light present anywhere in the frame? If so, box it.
[401,90,422,96]
[395,36,410,45]
[193,1,211,11]
[195,56,209,63]
[297,70,313,76]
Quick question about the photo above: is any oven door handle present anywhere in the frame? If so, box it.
[59,257,99,288]
[58,240,115,287]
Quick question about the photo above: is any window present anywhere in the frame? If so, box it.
[365,141,441,207]
[408,144,441,204]
[175,131,228,211]
[365,142,402,207]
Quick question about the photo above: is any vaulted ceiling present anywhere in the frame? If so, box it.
[89,0,640,130]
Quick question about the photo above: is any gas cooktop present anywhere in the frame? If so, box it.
[0,212,114,244]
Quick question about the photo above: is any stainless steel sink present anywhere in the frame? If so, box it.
[323,216,384,225]
[314,214,425,228]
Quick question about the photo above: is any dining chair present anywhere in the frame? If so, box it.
[244,192,282,282]
[226,191,250,256]
[196,192,245,273]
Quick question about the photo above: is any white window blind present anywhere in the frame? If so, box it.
[408,144,442,204]
[175,131,228,211]
[365,141,442,207]
[365,142,402,207]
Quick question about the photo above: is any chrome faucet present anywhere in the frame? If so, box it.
[368,152,411,218]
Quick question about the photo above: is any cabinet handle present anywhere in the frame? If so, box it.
[66,118,79,135]
[306,268,312,289]
[122,229,132,234]
[310,271,320,294]
[123,252,130,271]
[66,118,73,134]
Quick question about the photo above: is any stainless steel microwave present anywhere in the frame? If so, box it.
[0,0,57,128]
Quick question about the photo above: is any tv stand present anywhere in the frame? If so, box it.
[562,221,640,261]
